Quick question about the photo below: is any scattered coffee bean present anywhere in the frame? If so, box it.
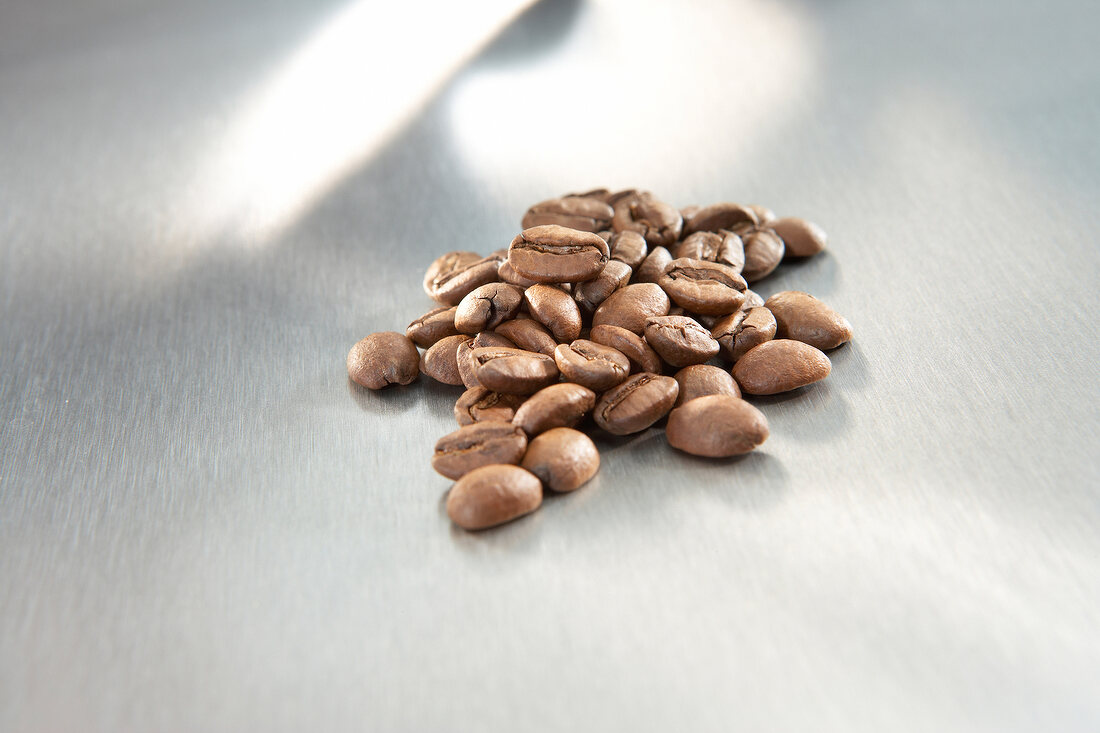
[666,395,769,457]
[554,339,631,392]
[522,196,615,232]
[611,192,683,247]
[672,231,745,273]
[741,229,785,282]
[657,258,747,315]
[589,324,663,374]
[523,283,583,343]
[593,373,680,435]
[765,291,852,350]
[512,383,596,436]
[743,289,765,309]
[609,231,648,269]
[495,317,558,356]
[454,282,524,334]
[424,251,504,305]
[432,422,528,480]
[472,347,560,395]
[419,334,470,386]
[591,283,671,334]
[406,305,460,348]
[498,259,541,288]
[456,332,515,389]
[747,204,776,224]
[634,246,673,284]
[347,332,420,389]
[712,306,777,362]
[521,428,600,493]
[732,339,831,395]
[508,225,610,283]
[454,387,525,426]
[574,259,632,314]
[644,315,721,367]
[446,464,543,530]
[673,364,741,407]
[770,217,827,258]
[685,202,758,235]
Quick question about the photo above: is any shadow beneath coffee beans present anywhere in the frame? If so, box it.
[346,377,425,414]
[750,381,852,443]
[826,341,872,393]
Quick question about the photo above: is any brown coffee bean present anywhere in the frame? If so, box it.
[634,245,673,284]
[685,203,758,235]
[764,291,852,350]
[770,217,827,258]
[405,306,460,348]
[554,339,631,392]
[522,196,614,232]
[609,231,647,269]
[523,284,582,343]
[498,259,540,288]
[743,289,765,309]
[423,251,478,299]
[494,318,557,356]
[747,204,776,224]
[472,347,560,395]
[573,260,632,314]
[691,312,719,330]
[591,283,670,334]
[454,283,524,334]
[419,334,470,386]
[657,258,747,315]
[605,188,642,206]
[592,372,679,435]
[611,193,683,247]
[680,205,700,222]
[512,383,595,436]
[589,324,663,373]
[454,387,525,426]
[424,251,504,305]
[741,229,784,282]
[432,422,528,480]
[446,464,542,530]
[712,306,777,362]
[563,187,612,202]
[456,332,515,389]
[732,339,831,395]
[643,315,720,367]
[672,364,741,407]
[672,231,745,273]
[508,225,610,283]
[347,332,420,389]
[521,428,600,493]
[666,395,769,457]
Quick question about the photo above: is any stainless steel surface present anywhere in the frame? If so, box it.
[2,0,1099,730]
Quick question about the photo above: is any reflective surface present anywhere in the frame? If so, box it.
[2,1,1099,730]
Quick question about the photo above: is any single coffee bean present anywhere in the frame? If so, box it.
[657,258,747,315]
[511,382,596,436]
[522,196,614,232]
[554,339,631,392]
[508,225,610,283]
[589,324,663,373]
[732,339,831,394]
[432,422,528,480]
[420,334,471,386]
[521,428,600,493]
[770,217,827,258]
[611,192,683,247]
[672,231,745,273]
[563,187,612,202]
[712,306,776,362]
[494,317,557,356]
[685,202,758,235]
[680,205,701,222]
[523,283,583,343]
[406,305,460,348]
[591,283,670,334]
[472,347,560,395]
[592,372,679,435]
[498,259,540,288]
[609,231,648,269]
[634,246,673,284]
[741,228,785,282]
[743,289,765,309]
[666,395,769,457]
[454,282,524,334]
[573,260,632,314]
[748,204,776,224]
[347,332,420,389]
[605,188,642,206]
[643,315,721,367]
[424,251,504,305]
[764,291,852,350]
[456,332,515,389]
[672,364,741,407]
[446,464,542,531]
[454,387,525,426]
[423,251,478,299]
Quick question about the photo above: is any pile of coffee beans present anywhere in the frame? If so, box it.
[347,189,852,531]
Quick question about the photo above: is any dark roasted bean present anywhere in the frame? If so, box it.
[611,192,683,247]
[574,260,632,314]
[657,258,747,315]
[472,347,560,395]
[508,225,610,283]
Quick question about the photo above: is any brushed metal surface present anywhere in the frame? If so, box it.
[2,0,1099,731]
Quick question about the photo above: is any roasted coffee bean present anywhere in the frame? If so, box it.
[419,334,470,386]
[743,289,765,309]
[446,464,543,530]
[406,306,460,348]
[643,315,721,367]
[634,246,673,284]
[432,422,528,480]
[554,339,631,392]
[472,347,560,395]
[712,306,776,362]
[521,428,600,493]
[523,284,582,343]
[423,251,478,298]
[605,188,642,206]
[498,260,540,288]
[564,187,612,202]
[673,364,741,407]
[593,373,679,435]
[764,291,852,350]
[672,231,745,273]
[666,395,769,457]
[591,283,670,334]
[692,312,719,330]
[680,205,700,222]
[522,196,614,232]
[732,339,831,394]
[508,225,610,283]
[589,324,663,374]
[424,251,504,305]
[685,202,758,235]
[494,318,557,356]
[748,204,776,224]
[668,305,685,317]
[609,231,648,269]
[770,217,827,258]
[454,282,524,334]
[347,332,420,389]
[741,229,785,282]
[611,192,683,247]
[456,331,515,389]
[512,383,596,436]
[454,387,525,426]
[658,258,747,315]
[574,260,632,314]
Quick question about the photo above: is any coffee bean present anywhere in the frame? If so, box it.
[589,324,663,373]
[691,312,719,330]
[554,339,631,392]
[472,347,560,395]
[512,382,595,436]
[347,332,420,389]
[498,259,540,288]
[446,464,542,530]
[732,339,831,394]
[508,225,610,283]
[494,317,557,356]
[574,259,632,314]
[456,331,514,389]
[611,192,683,247]
[521,428,600,492]
[685,203,758,235]
[747,204,776,224]
[743,289,765,309]
[657,258,747,315]
[643,315,721,367]
[770,217,827,258]
[672,231,745,273]
[634,246,673,284]
[605,188,642,206]
[454,387,525,426]
[672,364,741,407]
[609,231,648,269]
[406,306,460,348]
[564,187,613,202]
[680,205,700,222]
[522,196,615,232]
[419,334,470,386]
[432,422,528,480]
[424,251,504,305]
[523,284,582,343]
[666,395,768,457]
[764,291,852,350]
[712,306,776,362]
[592,372,679,435]
[741,229,784,282]
[423,251,478,298]
[591,283,670,334]
[454,282,524,334]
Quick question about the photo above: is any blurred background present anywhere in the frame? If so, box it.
[2,0,1098,731]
